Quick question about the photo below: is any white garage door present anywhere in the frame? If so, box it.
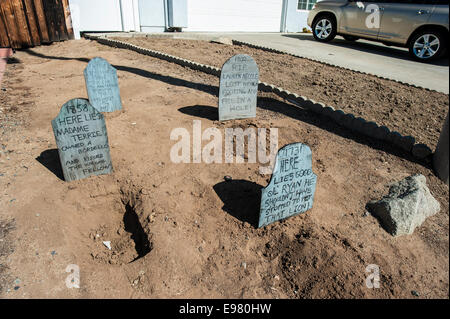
[185,0,283,32]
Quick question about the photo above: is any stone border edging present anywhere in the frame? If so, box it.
[84,34,433,160]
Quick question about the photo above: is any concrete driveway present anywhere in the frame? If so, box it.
[160,32,448,94]
[224,33,449,94]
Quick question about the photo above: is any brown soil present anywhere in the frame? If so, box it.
[0,218,15,292]
[0,39,448,298]
[115,37,449,149]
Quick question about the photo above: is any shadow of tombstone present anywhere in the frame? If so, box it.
[178,105,218,121]
[213,180,263,228]
[36,149,64,181]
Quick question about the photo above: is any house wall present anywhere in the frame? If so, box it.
[68,0,122,32]
[138,0,166,32]
[284,0,312,32]
[121,0,140,32]
[184,0,284,32]
[68,0,140,33]
[68,0,310,34]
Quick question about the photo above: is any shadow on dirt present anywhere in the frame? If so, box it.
[256,95,432,168]
[36,149,64,181]
[22,49,219,96]
[24,49,430,168]
[178,105,218,121]
[123,202,151,262]
[213,180,263,227]
[6,57,21,64]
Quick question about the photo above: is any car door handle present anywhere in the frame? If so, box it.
[417,10,430,15]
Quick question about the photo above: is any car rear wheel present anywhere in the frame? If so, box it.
[312,15,336,42]
[409,31,446,62]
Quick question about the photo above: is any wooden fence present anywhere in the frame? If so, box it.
[0,0,74,49]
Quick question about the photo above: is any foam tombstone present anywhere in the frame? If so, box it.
[52,98,113,182]
[84,57,122,112]
[219,54,259,121]
[258,143,317,228]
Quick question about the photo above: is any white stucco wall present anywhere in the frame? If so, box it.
[68,0,140,33]
[184,0,284,32]
[68,0,308,34]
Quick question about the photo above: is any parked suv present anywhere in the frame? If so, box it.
[307,0,449,61]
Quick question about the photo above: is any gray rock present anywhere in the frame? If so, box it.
[367,174,440,236]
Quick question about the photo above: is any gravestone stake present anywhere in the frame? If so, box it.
[84,57,122,112]
[52,98,113,182]
[219,54,259,121]
[258,143,317,228]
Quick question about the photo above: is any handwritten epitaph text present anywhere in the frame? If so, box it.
[52,98,113,182]
[258,143,317,228]
[84,57,122,112]
[219,54,259,121]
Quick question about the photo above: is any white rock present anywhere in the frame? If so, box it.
[103,241,112,250]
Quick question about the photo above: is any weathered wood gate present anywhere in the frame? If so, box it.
[0,0,74,49]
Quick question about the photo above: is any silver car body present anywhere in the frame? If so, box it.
[307,0,449,46]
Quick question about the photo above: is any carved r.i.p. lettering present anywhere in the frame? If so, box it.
[219,54,259,121]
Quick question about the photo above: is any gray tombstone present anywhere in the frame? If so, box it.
[52,98,113,182]
[258,143,317,228]
[84,57,122,112]
[219,54,259,121]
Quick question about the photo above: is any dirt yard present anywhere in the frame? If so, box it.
[0,38,448,299]
[115,37,449,150]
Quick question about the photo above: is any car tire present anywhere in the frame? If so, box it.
[408,30,446,62]
[343,35,359,42]
[312,14,337,43]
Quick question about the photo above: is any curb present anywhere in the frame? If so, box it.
[85,34,432,160]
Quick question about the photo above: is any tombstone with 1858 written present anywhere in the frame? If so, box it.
[258,143,317,228]
[52,98,113,182]
[84,57,122,112]
[219,54,259,121]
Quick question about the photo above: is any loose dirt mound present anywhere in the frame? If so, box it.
[0,39,448,298]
